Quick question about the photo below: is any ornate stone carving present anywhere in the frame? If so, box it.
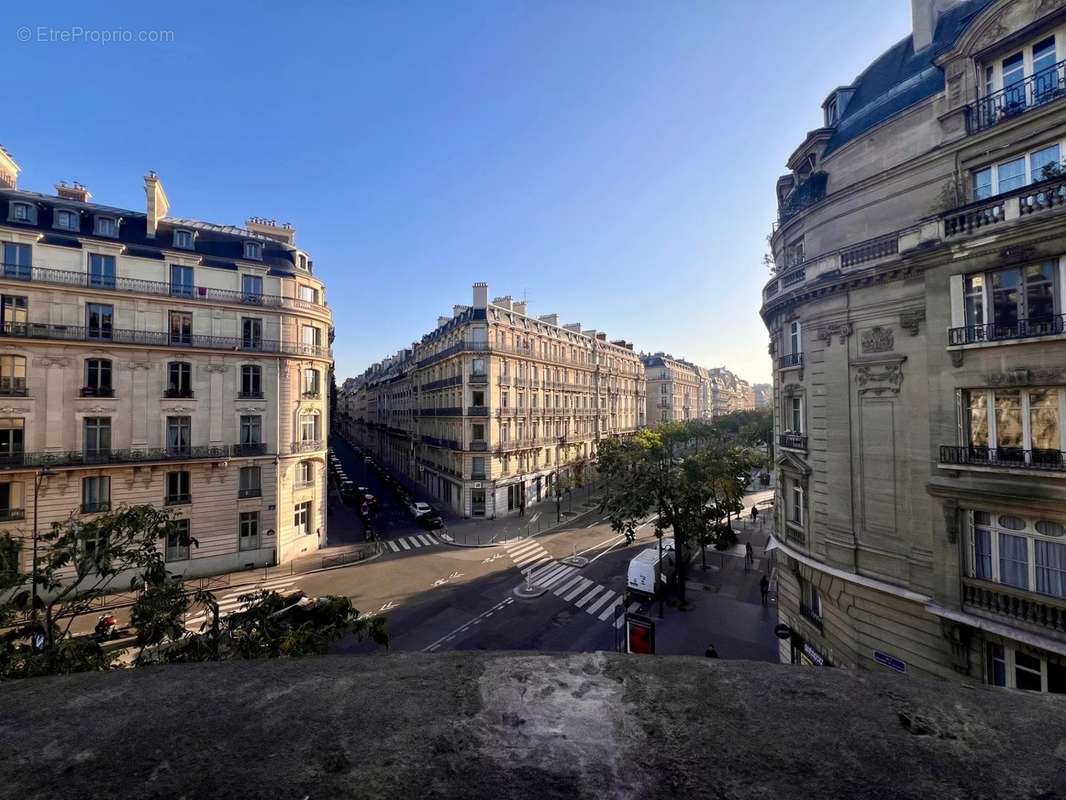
[985,367,1065,387]
[861,327,894,353]
[1037,0,1066,16]
[817,322,852,346]
[35,356,70,368]
[236,406,264,413]
[950,350,964,368]
[163,405,194,414]
[899,309,925,337]
[975,12,1009,51]
[126,361,153,371]
[998,243,1037,266]
[205,364,228,374]
[0,406,31,414]
[855,362,904,395]
[942,498,959,545]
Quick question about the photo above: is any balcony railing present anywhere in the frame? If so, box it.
[164,387,195,399]
[777,352,803,370]
[0,508,25,522]
[948,314,1065,346]
[0,321,331,359]
[962,576,1066,637]
[839,233,899,269]
[778,433,808,451]
[421,435,461,450]
[0,444,264,470]
[799,602,823,631]
[943,196,1006,237]
[939,445,1066,472]
[237,391,264,400]
[469,440,488,452]
[778,172,828,225]
[468,372,489,385]
[238,487,262,499]
[467,405,489,417]
[0,263,327,312]
[415,341,489,369]
[288,441,322,454]
[79,386,114,398]
[967,59,1066,134]
[420,375,463,392]
[0,379,27,397]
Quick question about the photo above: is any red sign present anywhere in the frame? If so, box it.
[626,614,654,655]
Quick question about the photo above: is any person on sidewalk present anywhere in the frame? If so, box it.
[704,644,719,658]
[745,541,754,569]
[760,574,770,606]
[751,505,759,524]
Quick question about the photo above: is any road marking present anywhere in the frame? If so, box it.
[614,602,641,628]
[508,543,542,559]
[587,536,630,565]
[586,590,616,615]
[599,600,623,622]
[529,512,541,524]
[379,600,398,612]
[575,585,605,608]
[387,541,399,552]
[416,534,435,546]
[533,564,568,586]
[563,577,593,601]
[553,574,585,595]
[513,551,546,566]
[541,566,576,588]
[422,597,514,652]
[530,562,564,582]
[398,538,411,550]
[585,519,601,528]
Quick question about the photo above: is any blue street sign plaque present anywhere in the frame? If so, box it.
[873,650,906,673]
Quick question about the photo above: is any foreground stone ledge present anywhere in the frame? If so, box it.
[1,652,1064,799]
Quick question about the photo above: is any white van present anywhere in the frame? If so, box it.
[626,546,675,600]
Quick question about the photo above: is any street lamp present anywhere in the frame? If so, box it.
[30,466,57,636]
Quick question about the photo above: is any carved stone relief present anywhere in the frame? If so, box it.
[861,326,894,354]
[818,322,853,347]
[855,362,904,396]
[899,309,925,337]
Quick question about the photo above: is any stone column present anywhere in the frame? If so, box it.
[37,356,70,451]
[127,361,152,447]
[206,363,227,444]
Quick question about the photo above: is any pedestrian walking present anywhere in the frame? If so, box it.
[704,644,719,658]
[760,574,770,606]
[745,541,754,570]
[751,505,759,524]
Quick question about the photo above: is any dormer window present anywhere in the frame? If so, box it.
[94,216,118,237]
[173,229,195,250]
[297,254,308,270]
[825,98,838,126]
[8,202,35,225]
[54,209,79,232]
[243,241,262,261]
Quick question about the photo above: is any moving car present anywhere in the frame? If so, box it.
[417,513,444,530]
[409,501,432,518]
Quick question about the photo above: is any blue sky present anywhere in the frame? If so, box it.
[4,1,911,384]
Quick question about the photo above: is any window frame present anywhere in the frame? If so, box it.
[172,229,195,251]
[239,510,260,551]
[53,208,79,232]
[165,518,191,562]
[243,241,263,261]
[93,215,118,238]
[81,475,111,514]
[239,465,262,498]
[165,470,191,505]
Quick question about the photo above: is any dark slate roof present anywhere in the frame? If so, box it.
[0,188,302,276]
[823,0,996,155]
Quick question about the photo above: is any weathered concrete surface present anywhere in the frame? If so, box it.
[1,653,1064,799]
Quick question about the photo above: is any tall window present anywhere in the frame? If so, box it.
[166,519,191,562]
[0,481,22,519]
[0,355,26,396]
[239,511,260,551]
[241,274,263,303]
[964,387,1062,464]
[301,325,320,354]
[81,476,111,513]
[240,415,262,445]
[166,416,191,454]
[298,285,319,304]
[1033,37,1059,100]
[294,501,312,536]
[240,365,262,398]
[88,254,116,289]
[166,471,190,504]
[969,510,1066,600]
[239,465,261,498]
[84,417,111,455]
[241,317,262,350]
[1,295,26,335]
[963,262,1057,338]
[167,362,193,398]
[84,359,112,396]
[985,642,1066,694]
[86,303,113,340]
[789,481,804,526]
[789,321,802,355]
[169,311,193,346]
[0,418,24,458]
[296,460,313,486]
[170,265,194,297]
[471,456,485,478]
[789,396,803,433]
[300,415,319,442]
[2,242,31,279]
[303,368,320,397]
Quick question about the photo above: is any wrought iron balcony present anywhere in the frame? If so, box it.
[420,375,463,392]
[799,602,823,631]
[420,435,460,450]
[467,405,489,416]
[0,444,260,470]
[80,501,112,514]
[948,314,1065,346]
[777,352,803,370]
[288,441,322,454]
[939,445,1066,472]
[967,59,1066,133]
[778,433,808,451]
[0,507,25,522]
[469,440,488,452]
[237,391,265,400]
[164,387,195,399]
[79,386,114,398]
[962,576,1066,638]
[0,263,328,312]
[0,321,331,359]
[778,172,828,225]
[238,487,262,499]
[467,372,489,385]
[0,379,27,397]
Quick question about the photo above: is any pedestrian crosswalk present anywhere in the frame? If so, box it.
[384,533,443,553]
[502,538,552,573]
[519,558,642,629]
[184,575,302,631]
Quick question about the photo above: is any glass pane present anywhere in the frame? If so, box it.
[1036,520,1066,538]
[1036,540,1066,598]
[1023,262,1056,326]
[1015,650,1043,691]
[1030,144,1061,182]
[967,392,988,447]
[998,157,1026,192]
[994,390,1023,450]
[1029,389,1060,452]
[974,528,993,580]
[973,168,993,201]
[1048,660,1066,695]
[990,268,1021,331]
[998,532,1029,589]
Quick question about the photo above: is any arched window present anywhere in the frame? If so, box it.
[166,362,193,398]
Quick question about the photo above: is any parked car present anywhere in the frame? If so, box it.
[409,501,432,518]
[417,513,444,530]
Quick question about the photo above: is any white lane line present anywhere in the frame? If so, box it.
[398,538,411,550]
[524,557,552,572]
[507,542,541,557]
[541,566,576,589]
[587,536,630,565]
[586,590,616,615]
[584,519,601,528]
[513,551,547,566]
[387,541,399,552]
[563,577,593,602]
[553,574,585,596]
[575,585,605,608]
[529,512,541,524]
[573,533,625,559]
[614,602,641,628]
[533,564,568,585]
[599,600,623,622]
[407,536,425,548]
[416,535,434,546]
[423,597,514,652]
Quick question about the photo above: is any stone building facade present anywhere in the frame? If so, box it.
[343,284,645,517]
[641,354,700,425]
[705,367,756,417]
[0,149,332,578]
[761,0,1066,692]
[753,383,773,408]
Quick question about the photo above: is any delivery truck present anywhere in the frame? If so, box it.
[626,546,676,601]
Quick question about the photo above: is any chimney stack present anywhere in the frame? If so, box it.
[56,181,91,203]
[246,217,295,245]
[144,171,170,239]
[0,146,20,189]
[493,295,513,311]
[540,314,560,327]
[912,0,956,51]
[472,282,488,309]
[437,316,449,328]
[512,300,528,316]
[453,305,469,318]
